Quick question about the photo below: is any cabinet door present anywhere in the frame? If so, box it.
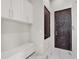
[12,0,23,21]
[1,0,10,18]
[23,0,33,23]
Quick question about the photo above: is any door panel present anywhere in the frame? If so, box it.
[55,8,72,51]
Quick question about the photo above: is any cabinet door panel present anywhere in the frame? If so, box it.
[12,0,23,21]
[23,0,33,23]
[1,0,10,18]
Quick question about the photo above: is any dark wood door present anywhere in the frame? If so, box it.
[55,8,72,51]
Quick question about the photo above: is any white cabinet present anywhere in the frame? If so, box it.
[1,0,11,18]
[12,0,33,23]
[23,0,33,23]
[12,0,23,22]
[1,0,33,24]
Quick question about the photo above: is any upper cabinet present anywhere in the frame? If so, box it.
[1,0,33,24]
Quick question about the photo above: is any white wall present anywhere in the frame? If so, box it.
[1,18,31,51]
